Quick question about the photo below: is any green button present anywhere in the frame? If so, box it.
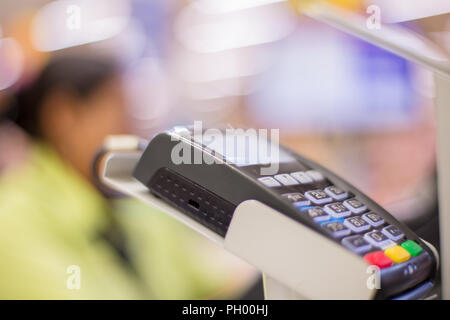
[401,240,423,256]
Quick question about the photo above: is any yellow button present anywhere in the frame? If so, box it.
[384,246,411,263]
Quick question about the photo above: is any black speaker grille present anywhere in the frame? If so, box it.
[148,167,235,237]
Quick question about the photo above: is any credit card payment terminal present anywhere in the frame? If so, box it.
[133,127,438,299]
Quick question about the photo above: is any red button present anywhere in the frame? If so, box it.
[364,251,392,269]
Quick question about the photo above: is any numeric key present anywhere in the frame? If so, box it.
[344,216,371,233]
[342,235,372,254]
[381,225,404,241]
[322,221,351,238]
[324,186,349,201]
[304,190,332,205]
[364,230,395,249]
[343,198,367,214]
[362,212,384,227]
[324,202,351,218]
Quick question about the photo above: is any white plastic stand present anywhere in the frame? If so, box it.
[435,74,450,299]
[292,0,450,299]
[101,151,375,300]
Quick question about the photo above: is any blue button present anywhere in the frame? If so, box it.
[295,205,314,211]
[319,217,344,225]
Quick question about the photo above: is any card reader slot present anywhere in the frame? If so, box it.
[148,167,236,237]
[188,199,200,211]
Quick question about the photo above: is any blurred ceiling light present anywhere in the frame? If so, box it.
[175,48,273,83]
[184,77,253,100]
[367,0,450,23]
[0,37,25,90]
[182,96,242,116]
[176,3,296,53]
[191,0,285,14]
[31,0,131,52]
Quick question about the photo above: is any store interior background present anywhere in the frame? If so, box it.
[1,0,449,297]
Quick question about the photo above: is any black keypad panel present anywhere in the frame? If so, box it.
[255,170,423,268]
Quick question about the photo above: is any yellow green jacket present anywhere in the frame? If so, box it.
[0,144,242,299]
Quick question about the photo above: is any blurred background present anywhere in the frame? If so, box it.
[0,0,448,299]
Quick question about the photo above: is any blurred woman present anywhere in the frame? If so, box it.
[0,56,254,299]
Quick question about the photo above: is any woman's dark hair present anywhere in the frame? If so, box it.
[5,56,118,138]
